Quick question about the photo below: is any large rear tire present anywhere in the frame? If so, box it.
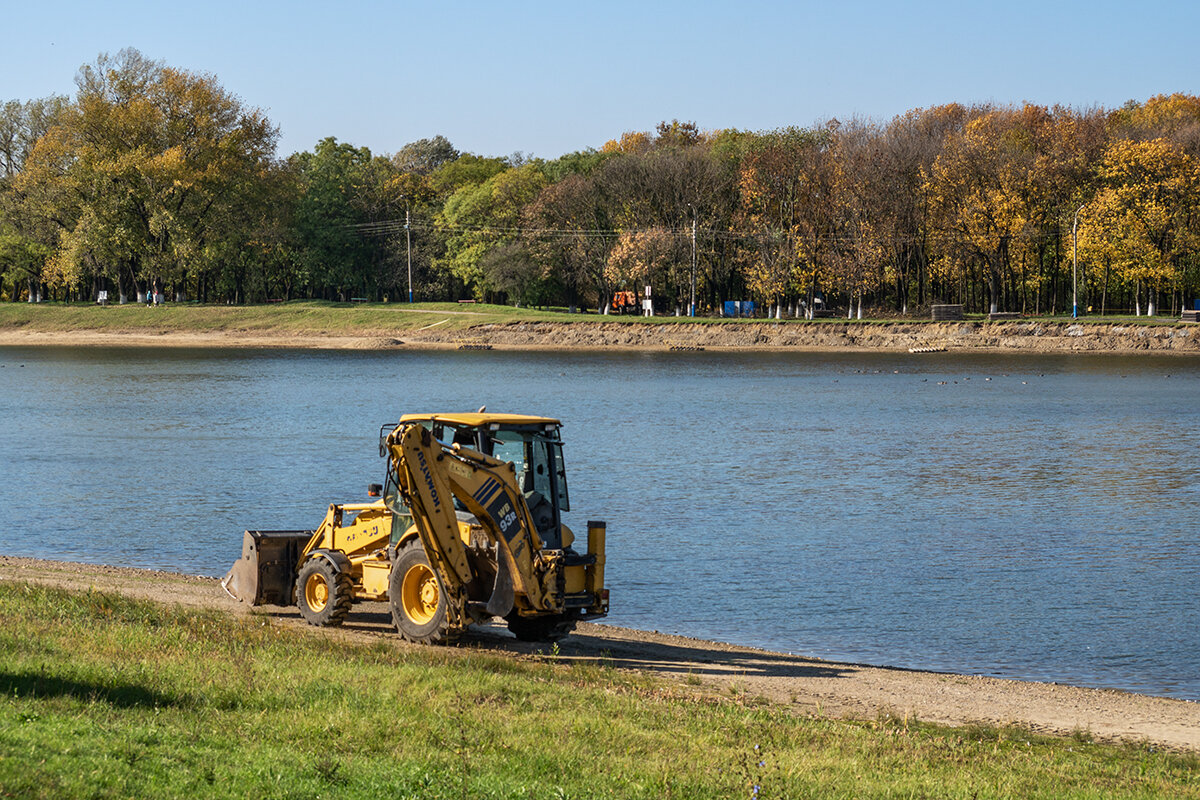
[506,613,575,643]
[390,540,457,645]
[296,555,353,627]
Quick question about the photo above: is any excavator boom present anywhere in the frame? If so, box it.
[387,422,558,620]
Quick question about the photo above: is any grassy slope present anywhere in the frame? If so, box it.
[0,301,1186,338]
[0,584,1196,800]
[0,301,559,335]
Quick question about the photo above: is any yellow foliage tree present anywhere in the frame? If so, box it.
[604,227,678,290]
[15,48,277,297]
[1077,138,1200,313]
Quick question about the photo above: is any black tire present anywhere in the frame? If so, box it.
[506,612,575,643]
[389,540,457,645]
[296,555,353,627]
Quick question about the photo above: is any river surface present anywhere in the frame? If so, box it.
[2,345,1199,699]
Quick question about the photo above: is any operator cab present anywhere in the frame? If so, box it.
[378,413,571,548]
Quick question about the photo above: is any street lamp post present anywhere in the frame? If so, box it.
[404,196,413,304]
[687,203,697,317]
[1072,203,1085,319]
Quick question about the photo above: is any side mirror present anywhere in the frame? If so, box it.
[367,483,383,498]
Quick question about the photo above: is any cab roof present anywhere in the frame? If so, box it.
[399,412,561,428]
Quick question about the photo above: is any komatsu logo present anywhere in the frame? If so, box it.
[416,451,441,510]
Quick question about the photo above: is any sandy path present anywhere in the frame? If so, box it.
[2,556,1197,752]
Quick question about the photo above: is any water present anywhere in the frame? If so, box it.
[2,345,1199,699]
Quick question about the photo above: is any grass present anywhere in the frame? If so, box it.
[0,300,1192,339]
[1,583,1198,799]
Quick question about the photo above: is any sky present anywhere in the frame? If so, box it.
[4,0,1199,160]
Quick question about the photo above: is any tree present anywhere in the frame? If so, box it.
[13,48,278,300]
[596,146,729,309]
[1077,138,1200,314]
[928,108,1040,313]
[0,96,69,180]
[392,135,459,175]
[436,164,547,299]
[478,242,549,307]
[736,127,834,315]
[523,173,615,310]
[290,137,385,299]
[0,231,49,300]
[604,228,679,298]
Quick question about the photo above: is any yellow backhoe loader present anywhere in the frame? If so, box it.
[222,413,608,643]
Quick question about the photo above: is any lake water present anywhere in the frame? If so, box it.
[2,345,1199,699]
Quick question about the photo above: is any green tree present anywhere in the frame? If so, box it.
[436,164,547,299]
[290,137,383,299]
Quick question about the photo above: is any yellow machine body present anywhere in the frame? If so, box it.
[222,412,608,644]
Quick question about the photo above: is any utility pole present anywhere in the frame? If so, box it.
[404,196,413,304]
[1072,203,1085,319]
[687,203,697,317]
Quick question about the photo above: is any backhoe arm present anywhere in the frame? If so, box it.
[386,423,558,618]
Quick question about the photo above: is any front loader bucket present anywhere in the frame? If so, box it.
[221,530,312,606]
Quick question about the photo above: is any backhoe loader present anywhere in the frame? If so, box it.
[222,413,608,643]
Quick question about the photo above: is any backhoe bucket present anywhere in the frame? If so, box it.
[221,530,312,606]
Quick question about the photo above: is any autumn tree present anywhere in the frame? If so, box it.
[1077,138,1200,314]
[927,107,1043,313]
[523,173,615,310]
[604,228,679,302]
[597,145,728,310]
[13,49,278,301]
[1109,94,1200,157]
[0,96,69,180]
[735,127,837,315]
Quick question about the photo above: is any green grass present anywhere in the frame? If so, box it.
[1,584,1197,799]
[0,301,564,335]
[0,301,1192,339]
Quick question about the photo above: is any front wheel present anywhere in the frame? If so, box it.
[296,555,353,627]
[389,541,457,645]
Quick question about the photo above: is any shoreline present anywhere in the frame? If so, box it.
[2,318,1200,355]
[3,554,1199,751]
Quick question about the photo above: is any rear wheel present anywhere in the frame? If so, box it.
[506,612,575,642]
[296,555,353,627]
[390,540,457,644]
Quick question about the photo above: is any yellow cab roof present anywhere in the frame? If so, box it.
[399,412,561,428]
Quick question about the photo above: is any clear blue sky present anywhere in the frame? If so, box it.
[5,0,1198,160]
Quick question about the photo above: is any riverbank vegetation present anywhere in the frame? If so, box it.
[1,582,1197,799]
[3,48,1200,319]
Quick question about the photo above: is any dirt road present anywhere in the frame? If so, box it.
[3,555,1197,751]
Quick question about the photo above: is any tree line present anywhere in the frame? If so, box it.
[3,48,1199,317]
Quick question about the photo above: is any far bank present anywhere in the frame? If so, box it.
[1,302,1199,354]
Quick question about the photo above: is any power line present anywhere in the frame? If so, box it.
[350,218,1081,247]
